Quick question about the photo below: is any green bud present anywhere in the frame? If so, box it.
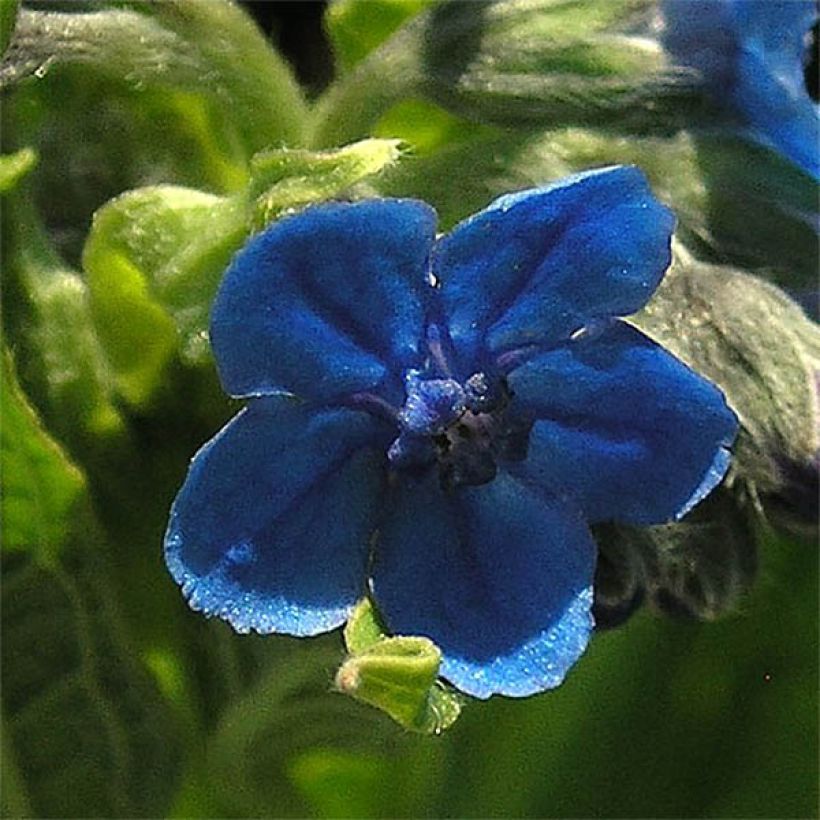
[339,597,462,734]
[336,637,462,735]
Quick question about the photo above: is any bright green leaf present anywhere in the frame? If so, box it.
[248,138,402,229]
[82,185,242,403]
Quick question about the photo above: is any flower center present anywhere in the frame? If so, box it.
[388,370,531,488]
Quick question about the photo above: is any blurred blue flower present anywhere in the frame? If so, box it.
[164,167,737,699]
[661,0,820,179]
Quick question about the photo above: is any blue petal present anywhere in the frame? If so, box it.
[432,166,675,371]
[662,0,820,179]
[165,397,387,635]
[211,199,437,403]
[370,471,595,699]
[506,321,738,525]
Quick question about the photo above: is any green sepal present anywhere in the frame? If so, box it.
[343,596,389,653]
[0,145,35,193]
[594,487,758,626]
[247,138,402,230]
[338,598,462,734]
[633,244,820,509]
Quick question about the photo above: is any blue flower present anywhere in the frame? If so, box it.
[164,166,737,699]
[661,0,820,179]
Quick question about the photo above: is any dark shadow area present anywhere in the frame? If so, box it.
[238,0,333,95]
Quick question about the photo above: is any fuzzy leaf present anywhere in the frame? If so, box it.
[2,196,126,450]
[1,546,182,817]
[0,355,181,817]
[0,1,307,151]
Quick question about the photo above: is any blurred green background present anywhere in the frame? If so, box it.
[1,1,817,817]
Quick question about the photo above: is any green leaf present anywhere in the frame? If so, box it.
[202,641,402,817]
[0,145,35,193]
[632,245,820,504]
[1,545,183,817]
[326,0,437,73]
[1,350,85,561]
[1,2,307,152]
[691,134,819,288]
[373,98,496,156]
[82,140,402,405]
[0,352,182,817]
